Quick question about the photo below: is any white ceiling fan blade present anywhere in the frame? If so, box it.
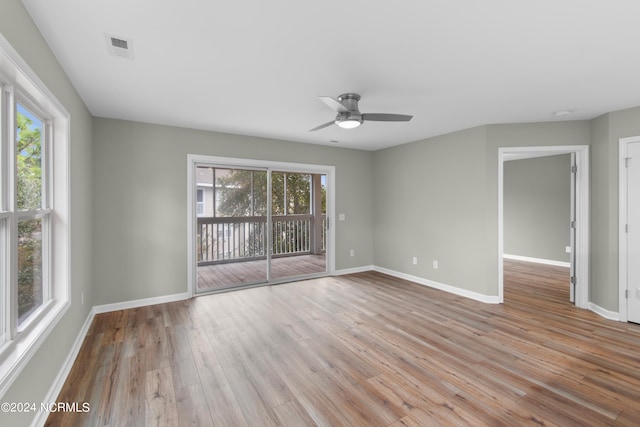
[362,113,413,122]
[309,120,335,132]
[318,96,349,113]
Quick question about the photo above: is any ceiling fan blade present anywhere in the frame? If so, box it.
[318,96,349,113]
[362,113,413,122]
[309,120,335,132]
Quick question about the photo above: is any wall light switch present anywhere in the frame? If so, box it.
[339,213,346,221]
[433,260,439,269]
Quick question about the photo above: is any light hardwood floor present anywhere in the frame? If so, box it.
[46,260,640,426]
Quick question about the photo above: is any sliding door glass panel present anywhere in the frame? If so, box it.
[196,166,267,292]
[270,172,327,281]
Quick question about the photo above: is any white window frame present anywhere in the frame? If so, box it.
[0,35,70,399]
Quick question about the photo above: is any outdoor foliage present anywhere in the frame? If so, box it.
[212,169,325,256]
[16,110,43,322]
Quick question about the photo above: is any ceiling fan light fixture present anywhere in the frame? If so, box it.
[335,113,363,129]
[336,118,362,129]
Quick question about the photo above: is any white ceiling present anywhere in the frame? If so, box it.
[21,0,640,151]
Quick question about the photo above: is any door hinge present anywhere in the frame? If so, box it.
[571,164,577,174]
[570,276,576,285]
[625,157,632,168]
[626,224,629,233]
[625,289,629,299]
[570,220,576,229]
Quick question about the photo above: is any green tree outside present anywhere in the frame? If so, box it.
[16,106,43,322]
[214,169,325,256]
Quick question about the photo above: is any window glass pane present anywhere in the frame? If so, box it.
[271,172,285,215]
[286,173,311,215]
[18,218,43,324]
[252,171,267,216]
[215,168,262,217]
[16,104,43,211]
[321,174,327,214]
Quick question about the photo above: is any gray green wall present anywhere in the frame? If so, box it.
[373,126,494,295]
[374,121,591,298]
[503,154,571,262]
[0,1,94,426]
[92,118,374,305]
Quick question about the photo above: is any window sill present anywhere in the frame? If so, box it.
[0,299,69,398]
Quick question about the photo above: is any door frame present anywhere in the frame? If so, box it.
[619,136,640,322]
[186,154,336,297]
[498,145,589,308]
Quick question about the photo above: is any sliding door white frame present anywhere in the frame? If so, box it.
[186,154,335,297]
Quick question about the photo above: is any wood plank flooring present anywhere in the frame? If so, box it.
[198,254,326,292]
[46,260,640,426]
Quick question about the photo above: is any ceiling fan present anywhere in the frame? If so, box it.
[310,93,413,131]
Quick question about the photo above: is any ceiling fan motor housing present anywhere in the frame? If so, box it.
[337,93,361,112]
[334,93,363,127]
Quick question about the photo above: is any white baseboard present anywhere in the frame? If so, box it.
[333,265,375,276]
[589,302,620,321]
[31,308,96,427]
[503,254,570,268]
[373,266,501,304]
[92,292,190,314]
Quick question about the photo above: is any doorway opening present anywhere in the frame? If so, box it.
[503,153,572,303]
[498,146,589,308]
[187,155,335,296]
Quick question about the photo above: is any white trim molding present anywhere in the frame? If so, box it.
[373,266,501,304]
[503,254,571,268]
[92,292,190,315]
[31,309,95,427]
[589,303,620,322]
[333,265,376,276]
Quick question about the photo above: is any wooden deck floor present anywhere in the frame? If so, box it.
[47,260,640,426]
[197,254,326,292]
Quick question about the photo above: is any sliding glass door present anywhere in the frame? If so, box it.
[195,166,268,292]
[270,171,327,281]
[193,163,328,294]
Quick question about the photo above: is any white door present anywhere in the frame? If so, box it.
[569,153,577,303]
[626,142,640,323]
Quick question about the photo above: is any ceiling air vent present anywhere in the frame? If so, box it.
[104,33,135,59]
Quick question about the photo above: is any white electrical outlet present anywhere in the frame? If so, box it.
[565,246,571,253]
[339,213,346,221]
[412,257,418,265]
[433,260,439,269]
[350,249,355,257]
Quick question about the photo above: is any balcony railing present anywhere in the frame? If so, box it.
[197,214,326,265]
